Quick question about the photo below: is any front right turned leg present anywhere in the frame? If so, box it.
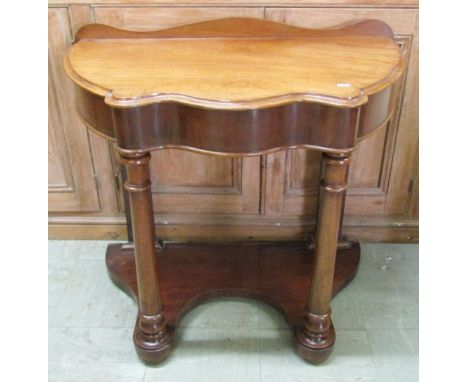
[120,151,174,364]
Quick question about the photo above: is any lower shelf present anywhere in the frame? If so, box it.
[106,241,360,329]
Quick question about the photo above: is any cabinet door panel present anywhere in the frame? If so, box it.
[93,6,264,30]
[265,7,417,34]
[264,8,417,217]
[150,155,260,215]
[112,146,260,215]
[151,150,234,189]
[48,7,100,212]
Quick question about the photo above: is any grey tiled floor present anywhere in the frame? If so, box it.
[49,241,418,382]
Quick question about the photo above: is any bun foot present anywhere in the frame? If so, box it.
[294,310,336,364]
[294,334,335,364]
[133,314,175,364]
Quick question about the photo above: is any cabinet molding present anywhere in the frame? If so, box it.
[48,215,418,243]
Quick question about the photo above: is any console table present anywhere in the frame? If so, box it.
[64,17,405,364]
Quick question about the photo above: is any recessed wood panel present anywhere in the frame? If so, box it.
[265,7,417,35]
[385,14,419,214]
[48,7,100,212]
[287,150,321,195]
[48,72,72,190]
[93,6,264,30]
[348,126,387,188]
[150,150,235,189]
[151,156,260,214]
[111,144,260,214]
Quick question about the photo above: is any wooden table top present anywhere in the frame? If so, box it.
[65,17,404,110]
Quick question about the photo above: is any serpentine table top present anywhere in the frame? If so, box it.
[64,17,405,157]
[65,17,404,109]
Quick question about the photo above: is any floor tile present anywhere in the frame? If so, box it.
[404,328,419,355]
[61,240,119,261]
[254,301,289,329]
[49,327,140,365]
[259,329,378,382]
[49,241,75,327]
[179,297,262,329]
[48,240,65,257]
[48,362,145,382]
[367,328,418,382]
[144,327,261,382]
[352,282,418,329]
[330,287,364,330]
[351,244,419,330]
[51,259,136,328]
[364,244,419,287]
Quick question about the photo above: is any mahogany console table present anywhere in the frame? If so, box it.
[64,17,405,364]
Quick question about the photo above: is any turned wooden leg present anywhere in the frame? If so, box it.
[295,152,351,364]
[120,151,174,364]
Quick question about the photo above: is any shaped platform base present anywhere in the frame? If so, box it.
[106,241,360,364]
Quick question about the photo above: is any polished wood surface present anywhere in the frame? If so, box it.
[66,18,403,110]
[109,99,359,154]
[296,153,350,361]
[75,84,396,155]
[120,152,174,362]
[66,18,404,157]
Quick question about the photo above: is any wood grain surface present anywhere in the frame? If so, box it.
[65,17,404,109]
[49,0,418,6]
[107,241,360,329]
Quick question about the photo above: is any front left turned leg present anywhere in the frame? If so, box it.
[120,151,174,364]
[295,152,351,364]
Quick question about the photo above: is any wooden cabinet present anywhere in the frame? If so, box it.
[48,1,419,242]
[110,147,261,215]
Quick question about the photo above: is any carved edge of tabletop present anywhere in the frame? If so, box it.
[64,17,407,110]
